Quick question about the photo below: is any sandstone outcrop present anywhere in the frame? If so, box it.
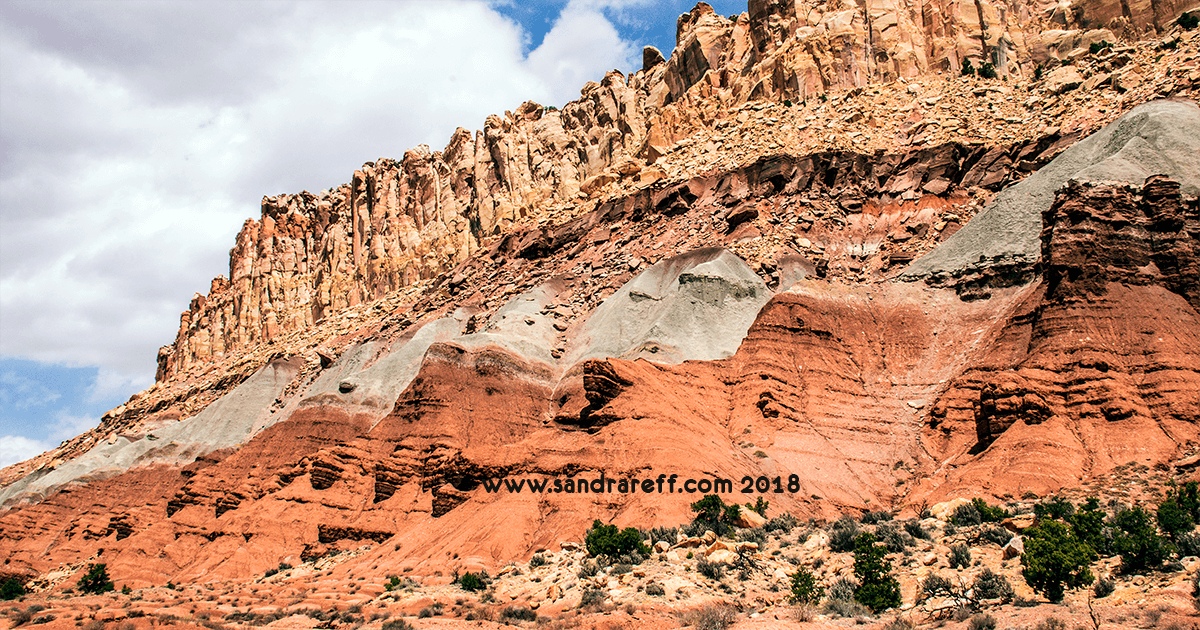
[1,0,1199,610]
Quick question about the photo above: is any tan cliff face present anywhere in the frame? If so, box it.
[155,0,1198,383]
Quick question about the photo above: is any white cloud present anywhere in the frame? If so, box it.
[0,435,51,468]
[527,2,640,106]
[0,1,643,447]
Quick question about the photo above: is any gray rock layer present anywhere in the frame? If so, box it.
[901,99,1200,285]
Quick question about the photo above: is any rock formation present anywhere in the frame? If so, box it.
[1,0,1199,613]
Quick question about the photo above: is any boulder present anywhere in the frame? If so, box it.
[1002,536,1024,560]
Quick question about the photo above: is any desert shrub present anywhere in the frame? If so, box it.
[1181,482,1200,522]
[1035,496,1075,521]
[919,573,955,602]
[952,503,982,526]
[1180,11,1200,29]
[976,525,1012,547]
[1034,64,1044,80]
[862,510,893,524]
[645,581,666,596]
[585,520,649,559]
[381,620,414,630]
[853,533,902,613]
[9,608,33,627]
[1112,505,1172,573]
[78,563,115,595]
[882,616,915,630]
[578,586,605,609]
[1021,520,1095,601]
[1088,40,1112,54]
[788,567,823,605]
[904,519,931,540]
[691,495,741,537]
[696,558,725,581]
[0,578,25,601]
[765,513,798,533]
[501,605,537,621]
[528,553,549,568]
[459,571,486,592]
[823,597,870,618]
[972,567,1013,602]
[746,496,769,516]
[972,498,1007,522]
[875,523,913,553]
[646,526,678,545]
[738,528,766,547]
[827,576,858,602]
[577,559,598,578]
[681,604,736,630]
[968,613,997,630]
[829,516,860,552]
[1158,495,1196,540]
[962,58,976,76]
[949,543,972,569]
[1093,575,1115,598]
[978,62,998,79]
[417,606,434,618]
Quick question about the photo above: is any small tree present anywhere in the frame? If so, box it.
[459,571,486,592]
[852,533,902,612]
[584,520,649,558]
[746,496,769,517]
[1066,498,1108,555]
[1112,506,1172,573]
[788,567,823,605]
[1158,494,1196,540]
[961,58,976,76]
[78,563,115,595]
[0,578,25,600]
[1021,520,1095,602]
[691,495,740,537]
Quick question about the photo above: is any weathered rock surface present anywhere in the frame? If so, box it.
[901,99,1200,295]
[1,0,1199,610]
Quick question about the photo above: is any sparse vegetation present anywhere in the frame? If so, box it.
[1112,505,1172,573]
[528,552,549,568]
[690,495,742,537]
[680,604,737,630]
[949,543,971,568]
[1093,575,1115,598]
[829,516,860,552]
[788,566,823,605]
[696,557,725,581]
[967,613,997,630]
[77,563,115,595]
[962,58,976,76]
[500,605,537,621]
[1180,11,1199,29]
[972,567,1014,602]
[765,513,798,533]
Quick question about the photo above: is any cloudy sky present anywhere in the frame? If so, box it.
[0,0,750,467]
